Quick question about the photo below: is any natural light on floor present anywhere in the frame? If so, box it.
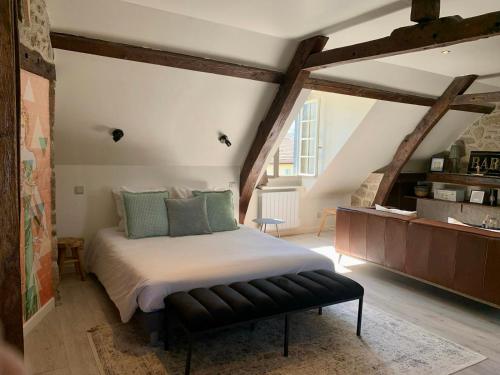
[309,245,366,274]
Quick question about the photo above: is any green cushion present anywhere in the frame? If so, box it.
[165,195,212,237]
[192,190,238,232]
[122,191,170,239]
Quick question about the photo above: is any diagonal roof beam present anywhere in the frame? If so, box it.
[304,78,494,114]
[239,35,328,223]
[303,11,500,71]
[452,91,500,106]
[373,75,478,205]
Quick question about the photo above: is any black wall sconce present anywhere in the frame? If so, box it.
[112,128,124,142]
[218,134,231,147]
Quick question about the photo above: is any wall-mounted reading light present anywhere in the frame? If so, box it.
[219,134,231,147]
[112,128,124,142]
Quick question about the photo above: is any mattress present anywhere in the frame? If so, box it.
[86,226,334,322]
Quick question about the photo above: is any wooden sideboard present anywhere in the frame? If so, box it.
[335,207,500,307]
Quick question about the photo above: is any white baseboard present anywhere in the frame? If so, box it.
[23,297,55,337]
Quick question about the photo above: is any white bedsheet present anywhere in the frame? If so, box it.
[86,226,334,322]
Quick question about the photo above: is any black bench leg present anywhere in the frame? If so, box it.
[318,307,323,315]
[357,296,363,337]
[284,314,290,357]
[185,335,193,375]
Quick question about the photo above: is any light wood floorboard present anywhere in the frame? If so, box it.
[24,231,500,374]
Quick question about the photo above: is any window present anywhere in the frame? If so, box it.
[267,99,319,177]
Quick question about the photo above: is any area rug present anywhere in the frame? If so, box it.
[88,301,486,375]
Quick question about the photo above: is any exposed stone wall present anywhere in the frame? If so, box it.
[351,173,383,207]
[19,0,54,63]
[455,106,500,172]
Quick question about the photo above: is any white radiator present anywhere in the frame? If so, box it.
[258,190,300,230]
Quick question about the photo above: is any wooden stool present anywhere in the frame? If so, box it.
[317,208,337,237]
[57,237,85,281]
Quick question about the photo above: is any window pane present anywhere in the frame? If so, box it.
[278,121,297,176]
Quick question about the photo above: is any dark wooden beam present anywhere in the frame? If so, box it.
[411,0,440,23]
[303,78,494,114]
[239,36,328,223]
[303,12,500,71]
[0,0,24,351]
[452,91,500,105]
[19,44,56,81]
[50,32,283,84]
[373,75,478,206]
[51,32,494,115]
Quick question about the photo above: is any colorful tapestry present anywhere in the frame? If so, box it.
[20,70,53,322]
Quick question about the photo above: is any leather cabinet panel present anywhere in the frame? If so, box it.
[335,209,350,255]
[385,219,408,272]
[454,233,487,297]
[406,223,431,280]
[349,211,367,259]
[428,227,457,288]
[366,215,385,264]
[484,239,500,305]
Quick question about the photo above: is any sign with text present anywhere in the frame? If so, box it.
[467,151,500,176]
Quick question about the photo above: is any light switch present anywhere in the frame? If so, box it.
[74,186,85,195]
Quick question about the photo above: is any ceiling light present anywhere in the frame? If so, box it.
[441,50,451,54]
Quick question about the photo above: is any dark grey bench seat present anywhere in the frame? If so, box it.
[164,269,364,374]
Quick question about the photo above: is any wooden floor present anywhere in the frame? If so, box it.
[25,231,500,375]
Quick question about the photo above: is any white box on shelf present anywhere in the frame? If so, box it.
[434,189,465,202]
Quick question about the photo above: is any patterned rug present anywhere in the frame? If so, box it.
[88,301,485,375]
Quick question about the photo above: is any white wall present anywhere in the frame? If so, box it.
[56,165,239,245]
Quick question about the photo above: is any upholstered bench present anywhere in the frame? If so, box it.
[164,269,364,375]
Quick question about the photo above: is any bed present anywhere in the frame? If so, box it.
[86,226,334,323]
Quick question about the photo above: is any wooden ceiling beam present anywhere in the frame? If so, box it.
[239,35,328,223]
[373,75,478,206]
[51,32,493,114]
[303,11,500,71]
[0,0,24,351]
[452,91,500,105]
[304,78,494,114]
[411,0,440,23]
[50,32,283,84]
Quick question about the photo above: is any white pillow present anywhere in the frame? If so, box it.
[112,186,167,231]
[169,186,194,199]
[374,204,417,217]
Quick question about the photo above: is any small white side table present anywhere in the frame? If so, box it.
[253,218,285,237]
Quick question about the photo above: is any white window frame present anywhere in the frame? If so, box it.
[297,99,319,177]
[267,98,320,178]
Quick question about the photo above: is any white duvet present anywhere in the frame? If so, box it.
[86,226,334,322]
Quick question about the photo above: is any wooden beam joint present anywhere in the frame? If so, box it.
[411,0,440,23]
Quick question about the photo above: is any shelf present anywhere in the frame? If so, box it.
[426,173,500,189]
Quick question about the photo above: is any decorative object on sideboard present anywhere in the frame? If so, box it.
[449,142,463,173]
[414,185,430,198]
[469,190,486,204]
[467,151,500,176]
[489,189,498,207]
[218,133,232,147]
[111,128,124,142]
[430,157,445,172]
[434,188,465,202]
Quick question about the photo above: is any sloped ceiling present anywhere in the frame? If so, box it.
[49,0,500,193]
